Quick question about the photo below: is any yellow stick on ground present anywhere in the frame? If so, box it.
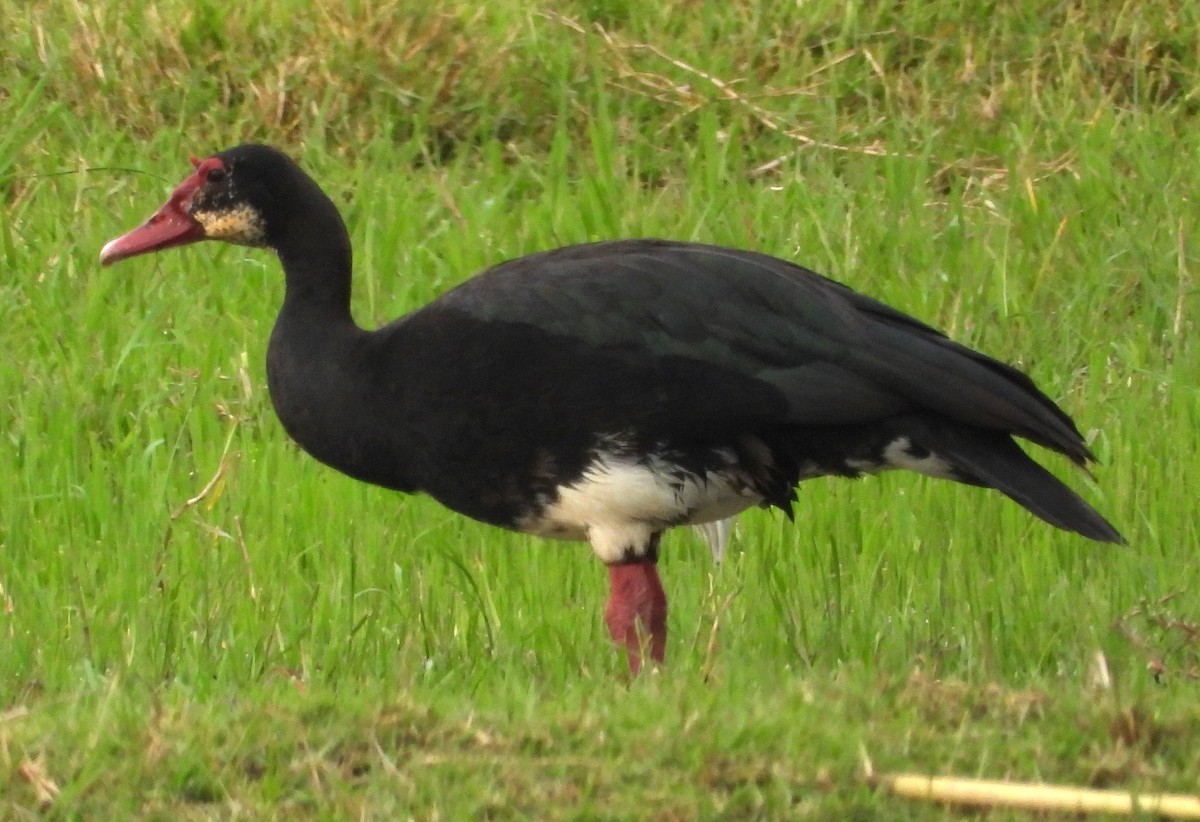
[883,773,1200,819]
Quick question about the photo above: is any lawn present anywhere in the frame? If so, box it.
[2,1,1198,817]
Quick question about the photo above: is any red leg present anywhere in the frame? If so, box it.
[605,559,668,674]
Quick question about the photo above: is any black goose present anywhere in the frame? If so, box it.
[101,144,1122,673]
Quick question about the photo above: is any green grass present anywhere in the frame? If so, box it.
[3,0,1199,817]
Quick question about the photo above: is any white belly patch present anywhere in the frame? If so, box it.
[519,450,763,564]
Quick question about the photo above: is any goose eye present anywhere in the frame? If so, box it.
[206,167,227,184]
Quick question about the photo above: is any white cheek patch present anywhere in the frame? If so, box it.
[195,204,267,246]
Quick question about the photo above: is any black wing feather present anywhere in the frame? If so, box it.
[436,239,1092,464]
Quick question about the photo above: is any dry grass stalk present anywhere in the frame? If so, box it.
[883,773,1200,818]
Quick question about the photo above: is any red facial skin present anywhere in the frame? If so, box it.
[99,156,225,266]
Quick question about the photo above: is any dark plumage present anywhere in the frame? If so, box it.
[101,144,1122,673]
